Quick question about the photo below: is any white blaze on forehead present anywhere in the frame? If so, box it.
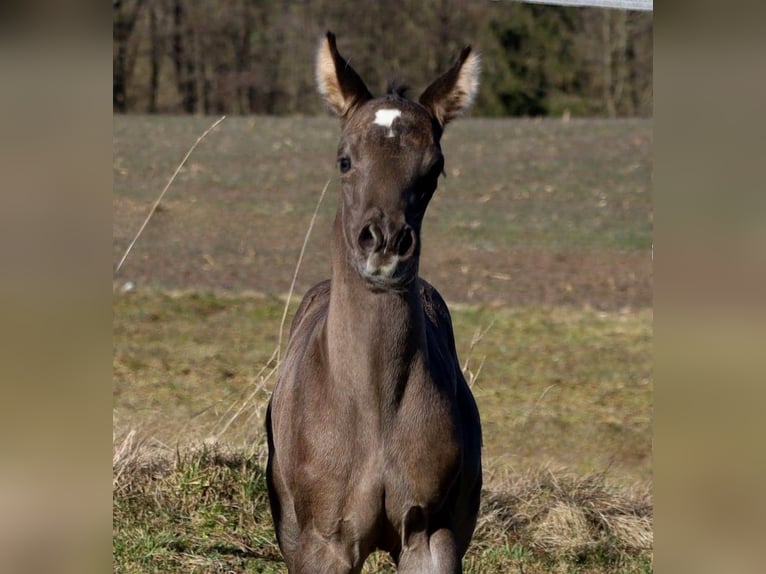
[373,108,401,137]
[374,108,401,127]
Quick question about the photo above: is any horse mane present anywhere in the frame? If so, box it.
[386,81,411,99]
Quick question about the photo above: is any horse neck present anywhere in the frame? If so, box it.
[325,214,426,400]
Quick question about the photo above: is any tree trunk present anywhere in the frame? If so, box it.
[148,4,160,113]
[172,0,196,114]
[193,28,205,115]
[114,40,128,113]
[236,1,253,115]
[602,10,616,118]
[613,10,628,115]
[113,0,147,113]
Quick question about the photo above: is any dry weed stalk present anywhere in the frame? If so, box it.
[277,178,331,363]
[212,177,332,444]
[461,320,494,388]
[517,381,562,429]
[114,115,226,276]
[113,428,177,489]
[112,428,140,487]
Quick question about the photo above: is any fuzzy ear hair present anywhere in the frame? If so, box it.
[316,31,373,118]
[419,46,481,128]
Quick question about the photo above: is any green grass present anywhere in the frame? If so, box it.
[112,115,652,253]
[435,118,653,252]
[113,446,283,573]
[454,305,652,483]
[113,291,651,484]
[113,445,652,573]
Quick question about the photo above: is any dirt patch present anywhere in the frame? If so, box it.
[113,116,652,309]
[422,247,651,309]
[114,242,650,310]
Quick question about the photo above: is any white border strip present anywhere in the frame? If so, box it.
[499,0,653,10]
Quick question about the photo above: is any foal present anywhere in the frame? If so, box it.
[266,32,482,573]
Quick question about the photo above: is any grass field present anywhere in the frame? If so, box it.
[113,115,652,572]
[113,115,652,308]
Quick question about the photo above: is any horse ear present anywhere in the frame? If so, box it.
[316,31,373,118]
[419,46,480,128]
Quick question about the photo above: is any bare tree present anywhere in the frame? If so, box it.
[171,0,196,113]
[147,2,163,113]
[113,0,147,113]
[114,2,652,117]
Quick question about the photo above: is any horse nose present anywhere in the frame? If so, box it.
[393,225,416,258]
[359,222,416,259]
[358,223,384,254]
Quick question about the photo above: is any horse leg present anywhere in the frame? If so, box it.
[397,527,461,574]
[289,530,363,574]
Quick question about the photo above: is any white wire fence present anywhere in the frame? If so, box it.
[499,0,653,10]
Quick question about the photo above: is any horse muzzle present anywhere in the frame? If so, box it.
[355,220,418,290]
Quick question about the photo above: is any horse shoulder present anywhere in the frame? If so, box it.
[273,281,330,417]
[288,279,331,339]
[419,279,460,363]
[420,279,483,446]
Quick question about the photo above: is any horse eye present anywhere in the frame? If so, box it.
[338,157,351,173]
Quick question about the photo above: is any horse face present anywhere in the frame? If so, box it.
[317,32,479,290]
[334,97,443,289]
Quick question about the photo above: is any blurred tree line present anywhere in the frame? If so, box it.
[113,0,652,117]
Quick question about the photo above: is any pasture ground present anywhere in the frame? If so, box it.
[113,115,652,572]
[113,116,651,308]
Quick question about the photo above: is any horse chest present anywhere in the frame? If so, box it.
[384,393,462,504]
[291,377,461,516]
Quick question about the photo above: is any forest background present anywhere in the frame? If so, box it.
[113,0,652,118]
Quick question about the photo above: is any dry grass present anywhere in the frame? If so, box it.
[113,434,651,573]
[477,468,652,561]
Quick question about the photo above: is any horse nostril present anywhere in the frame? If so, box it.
[397,228,416,257]
[358,224,381,252]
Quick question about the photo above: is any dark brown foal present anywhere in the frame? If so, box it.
[266,32,482,574]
